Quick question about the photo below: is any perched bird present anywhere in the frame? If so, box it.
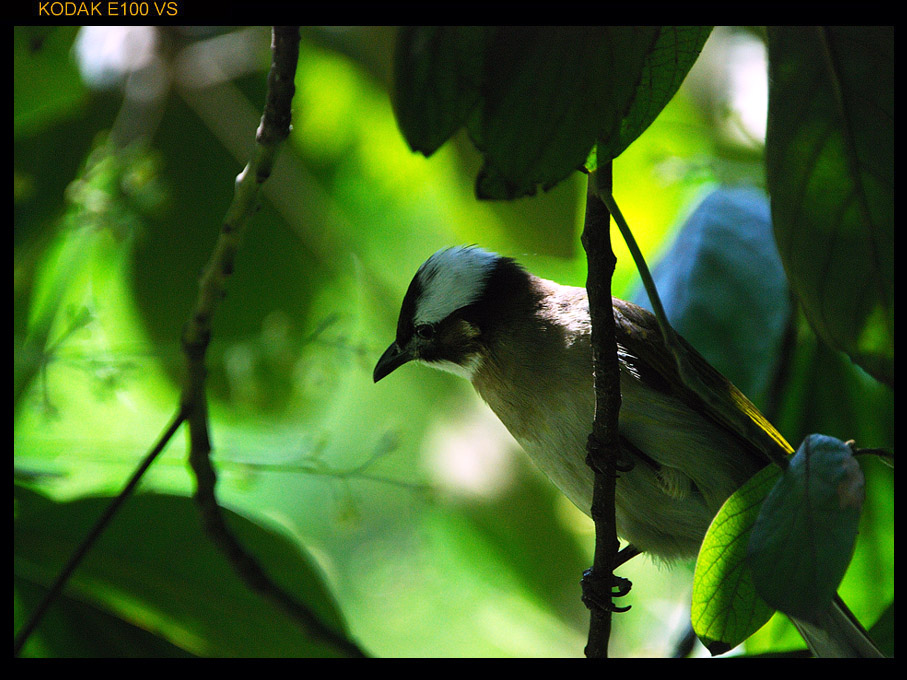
[373,245,882,657]
[374,245,769,559]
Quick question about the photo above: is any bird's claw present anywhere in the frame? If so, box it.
[581,567,632,614]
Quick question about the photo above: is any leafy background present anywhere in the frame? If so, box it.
[14,26,892,657]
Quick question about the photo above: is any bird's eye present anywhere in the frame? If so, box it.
[415,324,435,340]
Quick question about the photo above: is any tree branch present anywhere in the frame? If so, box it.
[179,26,365,658]
[580,162,626,658]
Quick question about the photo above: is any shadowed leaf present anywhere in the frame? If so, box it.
[747,435,864,621]
[766,26,893,386]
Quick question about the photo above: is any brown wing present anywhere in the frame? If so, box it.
[611,296,793,468]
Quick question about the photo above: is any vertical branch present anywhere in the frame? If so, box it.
[180,27,364,657]
[580,162,625,658]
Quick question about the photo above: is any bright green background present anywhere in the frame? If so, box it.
[14,26,892,657]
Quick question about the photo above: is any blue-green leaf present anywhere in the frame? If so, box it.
[631,186,791,409]
[747,434,864,621]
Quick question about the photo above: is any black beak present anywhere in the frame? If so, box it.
[373,342,413,382]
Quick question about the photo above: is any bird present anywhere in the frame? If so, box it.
[373,245,883,657]
[373,245,771,559]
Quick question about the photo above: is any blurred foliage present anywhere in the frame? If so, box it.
[14,26,892,658]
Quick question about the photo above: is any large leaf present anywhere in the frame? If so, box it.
[765,27,893,386]
[15,575,197,658]
[594,26,712,163]
[393,26,712,199]
[392,27,494,156]
[14,485,357,657]
[472,26,658,199]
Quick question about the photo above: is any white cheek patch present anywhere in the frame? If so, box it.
[413,247,498,325]
[425,356,483,380]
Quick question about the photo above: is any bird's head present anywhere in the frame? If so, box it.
[373,246,529,383]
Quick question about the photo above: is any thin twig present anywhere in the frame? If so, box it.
[601,191,790,469]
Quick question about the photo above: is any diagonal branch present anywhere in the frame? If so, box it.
[180,26,365,658]
[600,191,790,470]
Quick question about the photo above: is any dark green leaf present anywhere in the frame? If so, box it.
[474,26,659,199]
[595,26,712,162]
[392,27,493,156]
[15,575,196,657]
[868,602,894,658]
[765,27,893,386]
[747,434,864,621]
[14,485,356,657]
[692,464,779,653]
[393,27,711,200]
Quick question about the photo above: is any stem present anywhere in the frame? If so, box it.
[599,191,678,349]
[602,190,791,468]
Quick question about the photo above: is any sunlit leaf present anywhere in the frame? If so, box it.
[747,434,864,621]
[765,26,893,386]
[692,465,779,654]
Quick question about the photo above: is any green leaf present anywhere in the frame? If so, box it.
[392,27,711,200]
[474,26,659,199]
[868,602,894,658]
[692,465,779,654]
[747,434,865,622]
[15,575,197,657]
[765,27,893,386]
[14,485,356,657]
[392,27,494,156]
[595,26,712,162]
